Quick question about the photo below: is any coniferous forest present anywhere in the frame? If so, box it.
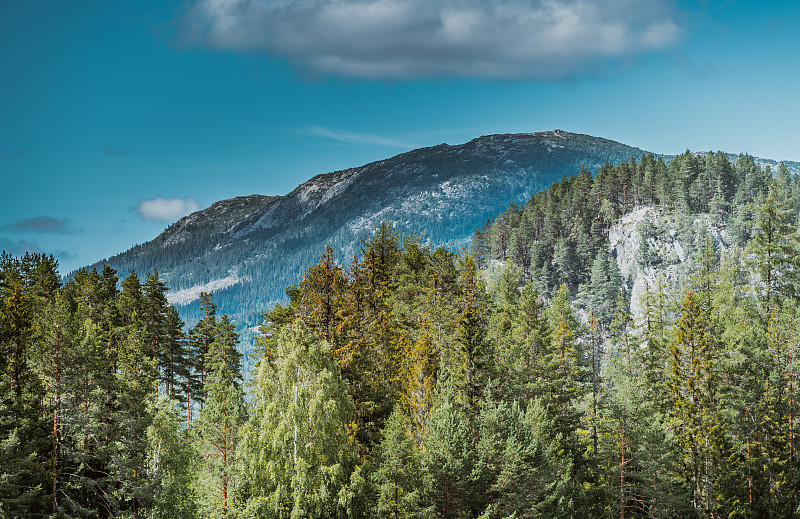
[4,151,800,518]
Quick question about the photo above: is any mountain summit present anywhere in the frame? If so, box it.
[88,131,650,325]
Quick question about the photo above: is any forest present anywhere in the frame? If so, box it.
[3,149,800,518]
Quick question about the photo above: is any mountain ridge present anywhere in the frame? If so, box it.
[81,130,798,328]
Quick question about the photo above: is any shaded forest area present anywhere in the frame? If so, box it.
[3,150,800,517]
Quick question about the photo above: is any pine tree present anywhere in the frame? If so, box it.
[187,292,218,413]
[400,316,437,435]
[470,219,492,270]
[342,227,403,448]
[163,306,190,400]
[111,311,159,516]
[297,245,346,345]
[143,270,188,397]
[194,350,246,517]
[255,302,297,370]
[598,290,687,518]
[419,384,479,518]
[34,290,77,517]
[56,314,117,517]
[118,271,145,324]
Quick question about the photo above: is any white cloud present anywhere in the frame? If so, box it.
[303,126,414,148]
[132,197,201,222]
[177,0,682,80]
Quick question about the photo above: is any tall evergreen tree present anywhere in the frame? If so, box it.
[0,285,49,517]
[187,292,218,414]
[194,343,246,518]
[450,257,490,415]
[747,178,800,315]
[148,396,200,519]
[668,291,719,514]
[419,384,479,518]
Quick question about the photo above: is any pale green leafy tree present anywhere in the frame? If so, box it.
[236,320,357,519]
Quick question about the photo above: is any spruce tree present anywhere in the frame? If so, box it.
[668,291,719,514]
[747,178,800,316]
[498,284,552,403]
[448,257,490,415]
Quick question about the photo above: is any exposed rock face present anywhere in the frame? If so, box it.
[609,206,734,322]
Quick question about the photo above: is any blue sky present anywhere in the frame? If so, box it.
[2,0,799,274]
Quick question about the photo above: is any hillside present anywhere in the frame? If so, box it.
[86,130,650,325]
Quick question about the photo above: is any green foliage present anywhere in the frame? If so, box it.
[195,350,246,517]
[0,285,49,518]
[237,320,356,519]
[496,284,552,403]
[7,148,800,518]
[148,396,200,519]
[0,255,217,517]
[747,177,800,314]
[370,407,421,518]
[419,384,479,518]
[476,396,577,519]
[450,257,491,414]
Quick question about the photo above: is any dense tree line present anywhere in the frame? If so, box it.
[0,255,244,518]
[238,186,800,517]
[4,150,800,517]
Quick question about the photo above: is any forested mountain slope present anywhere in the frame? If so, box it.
[473,150,800,325]
[83,131,650,325]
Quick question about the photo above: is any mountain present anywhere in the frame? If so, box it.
[84,131,654,326]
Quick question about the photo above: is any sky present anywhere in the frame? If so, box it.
[2,0,800,274]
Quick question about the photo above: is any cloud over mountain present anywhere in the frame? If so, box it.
[132,197,201,223]
[177,0,681,80]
